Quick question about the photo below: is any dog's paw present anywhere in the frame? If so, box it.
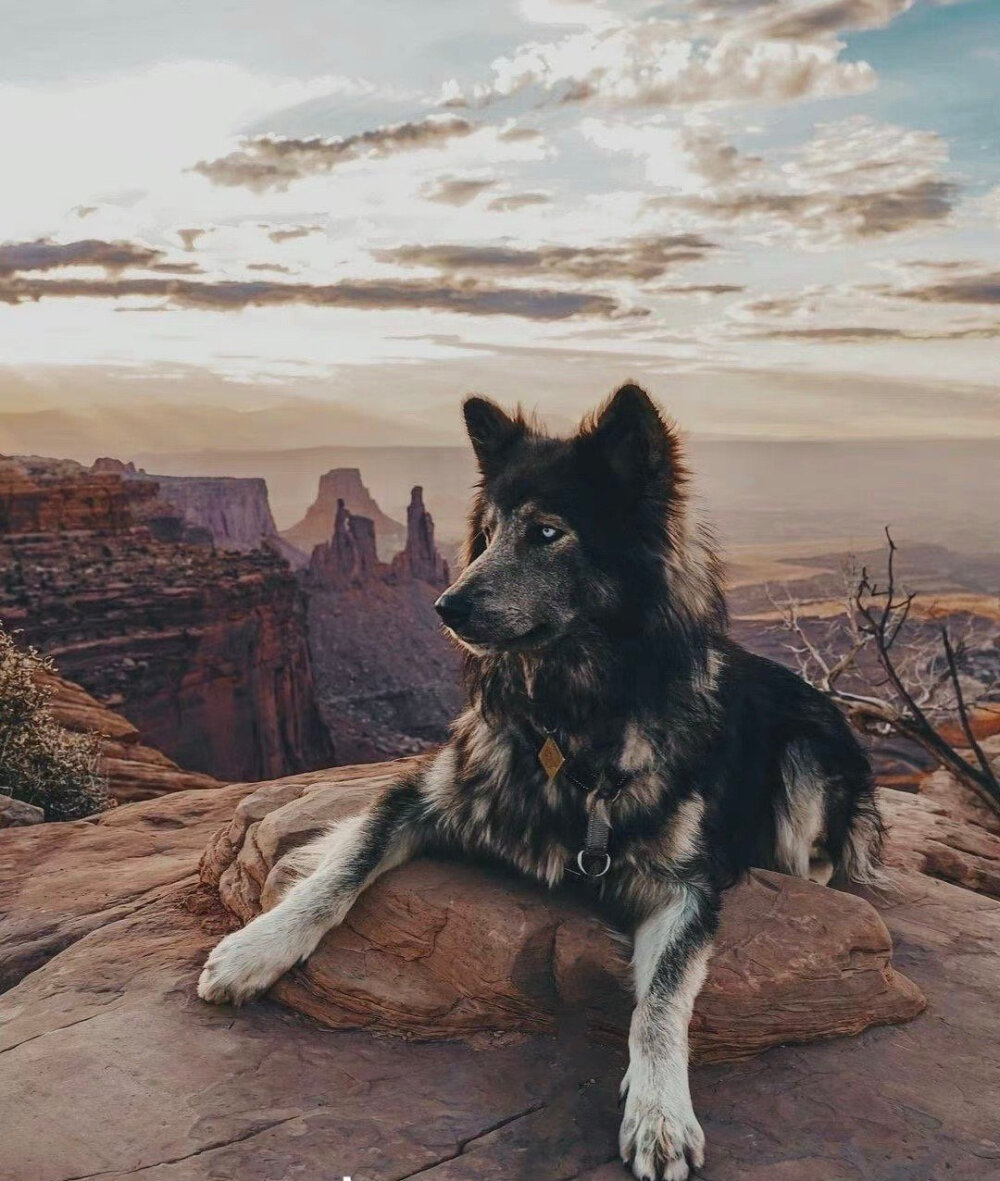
[197,918,297,1006]
[619,1086,705,1181]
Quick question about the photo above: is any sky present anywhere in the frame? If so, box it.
[1,0,998,445]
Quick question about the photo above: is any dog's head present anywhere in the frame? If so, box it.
[435,383,697,654]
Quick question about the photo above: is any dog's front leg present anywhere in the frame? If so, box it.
[619,881,719,1181]
[199,771,430,1005]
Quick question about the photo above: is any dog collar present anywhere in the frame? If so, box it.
[524,697,631,880]
[531,723,628,880]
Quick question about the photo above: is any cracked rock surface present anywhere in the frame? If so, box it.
[1,761,998,1181]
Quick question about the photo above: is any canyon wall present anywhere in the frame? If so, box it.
[0,456,156,534]
[134,473,279,552]
[0,457,332,782]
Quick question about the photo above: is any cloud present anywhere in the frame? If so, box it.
[488,191,554,212]
[754,0,916,40]
[265,224,324,243]
[176,228,205,252]
[375,233,718,282]
[886,270,1000,305]
[0,238,163,276]
[748,323,1000,341]
[582,119,766,191]
[654,180,956,242]
[496,125,546,142]
[653,283,744,296]
[0,273,639,321]
[733,264,1000,343]
[449,19,876,110]
[641,117,956,244]
[192,115,476,192]
[420,176,497,205]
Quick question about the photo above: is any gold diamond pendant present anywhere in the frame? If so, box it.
[537,735,566,781]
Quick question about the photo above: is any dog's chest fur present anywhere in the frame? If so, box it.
[425,708,709,916]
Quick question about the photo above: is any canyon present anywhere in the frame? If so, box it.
[304,485,460,763]
[0,455,332,782]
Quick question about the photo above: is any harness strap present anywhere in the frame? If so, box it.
[577,790,614,878]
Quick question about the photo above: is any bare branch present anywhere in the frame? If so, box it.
[769,528,1000,817]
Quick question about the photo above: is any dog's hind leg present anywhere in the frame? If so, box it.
[198,769,430,1005]
[619,879,720,1181]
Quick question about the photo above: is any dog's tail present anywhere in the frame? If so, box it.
[838,792,890,890]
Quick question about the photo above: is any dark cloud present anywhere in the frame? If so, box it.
[376,234,718,282]
[192,115,475,192]
[150,261,203,275]
[649,179,956,241]
[886,271,1000,305]
[762,0,913,39]
[747,323,1000,342]
[266,224,324,243]
[488,191,553,212]
[246,263,294,274]
[0,238,163,276]
[497,125,544,142]
[176,228,205,252]
[0,274,639,321]
[421,176,497,206]
[695,0,913,38]
[653,283,744,296]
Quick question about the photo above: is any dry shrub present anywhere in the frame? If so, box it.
[0,623,114,821]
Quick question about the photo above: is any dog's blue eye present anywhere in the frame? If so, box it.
[533,524,562,544]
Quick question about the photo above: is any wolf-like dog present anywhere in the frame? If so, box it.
[199,384,883,1181]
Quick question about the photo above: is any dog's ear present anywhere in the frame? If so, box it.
[584,383,676,490]
[463,396,524,475]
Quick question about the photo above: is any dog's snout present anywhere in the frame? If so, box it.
[434,591,473,630]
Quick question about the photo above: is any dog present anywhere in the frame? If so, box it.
[199,384,884,1181]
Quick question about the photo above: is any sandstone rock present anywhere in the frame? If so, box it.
[0,794,45,827]
[200,763,924,1058]
[0,777,256,990]
[1,768,996,1181]
[130,472,282,553]
[0,454,156,534]
[284,467,404,558]
[92,457,138,474]
[38,667,222,802]
[306,499,380,589]
[389,485,450,587]
[882,786,1000,898]
[919,759,1000,837]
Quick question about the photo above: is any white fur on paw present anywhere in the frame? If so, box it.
[197,919,298,1006]
[619,1082,705,1181]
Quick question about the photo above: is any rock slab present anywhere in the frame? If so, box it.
[200,761,924,1060]
[0,794,45,827]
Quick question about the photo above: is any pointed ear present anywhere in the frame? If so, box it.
[463,396,524,475]
[583,383,676,490]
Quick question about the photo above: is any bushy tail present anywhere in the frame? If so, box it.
[838,792,890,891]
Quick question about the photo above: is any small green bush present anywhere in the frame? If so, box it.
[0,624,115,821]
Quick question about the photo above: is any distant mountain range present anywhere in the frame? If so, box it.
[130,437,1000,555]
[0,397,451,458]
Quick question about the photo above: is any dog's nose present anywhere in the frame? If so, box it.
[434,591,472,630]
